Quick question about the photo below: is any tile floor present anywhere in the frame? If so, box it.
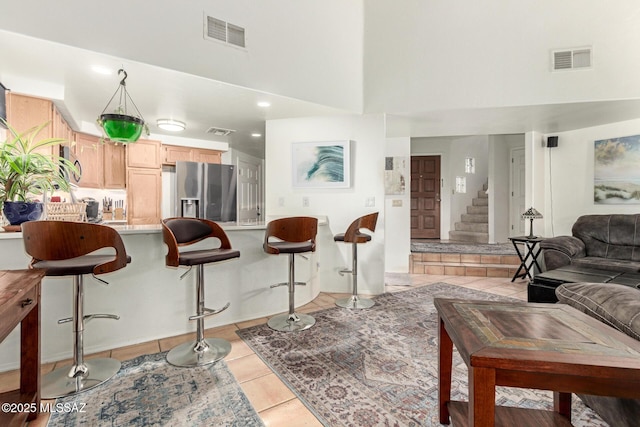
[0,273,528,426]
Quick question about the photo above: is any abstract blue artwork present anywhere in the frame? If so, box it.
[292,140,351,188]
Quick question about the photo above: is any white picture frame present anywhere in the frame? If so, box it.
[292,140,351,188]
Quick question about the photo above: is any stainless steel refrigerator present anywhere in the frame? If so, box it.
[175,161,237,222]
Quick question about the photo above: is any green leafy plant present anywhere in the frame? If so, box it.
[0,119,79,206]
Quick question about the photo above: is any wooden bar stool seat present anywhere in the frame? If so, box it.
[335,212,378,309]
[21,220,131,399]
[264,216,318,332]
[162,217,239,367]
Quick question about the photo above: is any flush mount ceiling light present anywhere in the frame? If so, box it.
[97,69,148,143]
[251,133,262,137]
[157,119,186,132]
[257,101,271,107]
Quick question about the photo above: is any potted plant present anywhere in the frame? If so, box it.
[0,119,79,228]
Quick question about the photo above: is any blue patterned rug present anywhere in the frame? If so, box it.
[46,352,263,427]
[237,283,607,427]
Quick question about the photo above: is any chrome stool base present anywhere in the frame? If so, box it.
[268,312,315,332]
[335,295,375,309]
[167,338,231,367]
[42,358,121,399]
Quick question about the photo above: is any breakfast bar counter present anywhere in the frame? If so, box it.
[0,218,384,371]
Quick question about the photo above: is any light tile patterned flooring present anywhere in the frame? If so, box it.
[1,273,528,426]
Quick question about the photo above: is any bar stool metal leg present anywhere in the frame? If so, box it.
[268,254,316,332]
[336,243,375,309]
[167,265,231,367]
[42,275,121,399]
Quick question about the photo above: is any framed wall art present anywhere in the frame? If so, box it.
[292,140,351,188]
[594,134,640,204]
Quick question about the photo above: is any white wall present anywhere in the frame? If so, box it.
[385,137,411,272]
[538,118,640,237]
[364,1,640,113]
[0,0,364,112]
[265,114,386,294]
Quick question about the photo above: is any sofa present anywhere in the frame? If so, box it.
[555,282,640,427]
[540,214,640,272]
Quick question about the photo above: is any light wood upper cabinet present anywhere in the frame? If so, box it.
[161,144,222,165]
[192,148,221,164]
[6,93,54,156]
[162,144,192,165]
[103,142,126,189]
[127,167,161,225]
[73,132,103,188]
[127,139,161,169]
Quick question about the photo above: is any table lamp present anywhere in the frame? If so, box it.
[521,207,543,239]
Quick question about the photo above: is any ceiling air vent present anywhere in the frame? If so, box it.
[552,47,592,71]
[205,15,246,48]
[206,126,235,136]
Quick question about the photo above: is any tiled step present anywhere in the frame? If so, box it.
[409,252,521,277]
[449,230,489,243]
[454,222,488,233]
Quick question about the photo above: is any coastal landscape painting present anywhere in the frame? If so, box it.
[594,134,640,204]
[292,140,351,188]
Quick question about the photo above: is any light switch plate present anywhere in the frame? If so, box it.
[392,199,402,207]
[365,197,375,207]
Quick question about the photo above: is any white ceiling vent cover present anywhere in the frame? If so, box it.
[553,47,592,71]
[206,126,235,136]
[205,15,245,48]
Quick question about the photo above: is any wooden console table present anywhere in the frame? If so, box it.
[0,269,45,427]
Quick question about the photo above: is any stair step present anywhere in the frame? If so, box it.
[477,190,488,198]
[411,252,521,265]
[472,197,488,206]
[455,222,488,233]
[409,252,521,276]
[449,231,489,244]
[466,205,488,215]
[461,213,488,223]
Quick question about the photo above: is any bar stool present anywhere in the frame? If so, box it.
[162,217,239,367]
[21,220,131,398]
[335,212,379,309]
[264,216,318,332]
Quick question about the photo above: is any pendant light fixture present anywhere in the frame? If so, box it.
[97,69,148,143]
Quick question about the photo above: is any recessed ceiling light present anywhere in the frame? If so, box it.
[157,119,186,132]
[251,133,262,137]
[91,65,112,75]
[257,101,271,108]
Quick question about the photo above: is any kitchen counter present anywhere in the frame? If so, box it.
[0,216,383,371]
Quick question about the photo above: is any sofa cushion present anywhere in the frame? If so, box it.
[572,214,640,261]
[555,282,640,341]
[571,257,640,273]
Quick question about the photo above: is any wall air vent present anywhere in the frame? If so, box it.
[204,15,246,48]
[552,47,592,71]
[206,126,235,136]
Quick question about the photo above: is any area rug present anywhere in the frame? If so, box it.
[46,352,263,427]
[237,283,607,427]
[411,240,516,255]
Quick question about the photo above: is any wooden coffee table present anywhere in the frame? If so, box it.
[435,298,640,427]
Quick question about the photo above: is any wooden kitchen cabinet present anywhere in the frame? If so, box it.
[73,132,104,188]
[103,142,126,189]
[126,167,161,224]
[5,93,54,156]
[127,139,161,169]
[161,144,222,165]
[192,148,221,164]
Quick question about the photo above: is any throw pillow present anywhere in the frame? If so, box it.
[555,282,640,341]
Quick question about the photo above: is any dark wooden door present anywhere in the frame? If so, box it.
[411,156,441,239]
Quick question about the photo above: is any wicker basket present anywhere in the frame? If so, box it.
[44,202,88,222]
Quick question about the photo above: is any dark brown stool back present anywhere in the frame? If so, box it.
[264,216,318,331]
[334,212,378,309]
[21,220,131,398]
[162,217,239,367]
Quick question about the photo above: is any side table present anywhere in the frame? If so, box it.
[508,236,544,282]
[0,269,45,426]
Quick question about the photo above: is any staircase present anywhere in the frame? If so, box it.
[449,183,489,244]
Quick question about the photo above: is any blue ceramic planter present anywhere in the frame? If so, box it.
[2,201,43,225]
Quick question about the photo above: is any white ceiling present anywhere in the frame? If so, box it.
[0,30,352,158]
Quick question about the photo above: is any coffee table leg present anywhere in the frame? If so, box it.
[469,366,496,427]
[438,317,453,424]
[554,391,572,419]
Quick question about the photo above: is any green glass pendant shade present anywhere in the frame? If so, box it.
[100,113,144,143]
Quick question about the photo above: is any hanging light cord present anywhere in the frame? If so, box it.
[99,69,145,121]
